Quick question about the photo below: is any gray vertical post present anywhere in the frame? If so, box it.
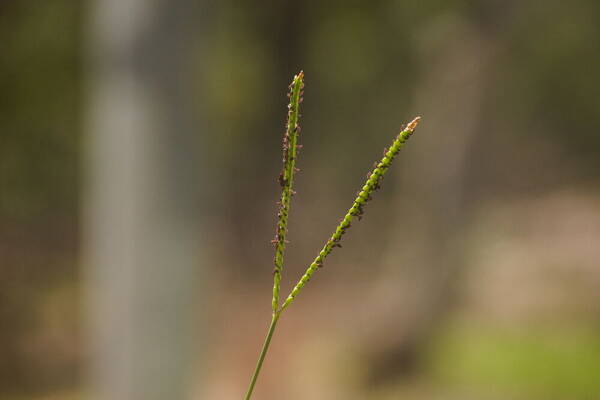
[84,0,203,399]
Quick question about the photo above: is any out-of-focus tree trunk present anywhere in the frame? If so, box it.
[362,14,500,384]
[84,1,204,399]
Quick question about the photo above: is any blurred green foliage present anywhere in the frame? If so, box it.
[428,322,600,399]
[0,0,80,221]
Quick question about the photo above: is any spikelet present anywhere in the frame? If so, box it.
[281,116,421,310]
[271,71,304,313]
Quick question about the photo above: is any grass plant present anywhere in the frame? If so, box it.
[244,71,421,400]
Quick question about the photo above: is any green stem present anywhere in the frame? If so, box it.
[244,312,281,400]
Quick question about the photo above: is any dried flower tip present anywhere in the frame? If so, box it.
[406,116,421,131]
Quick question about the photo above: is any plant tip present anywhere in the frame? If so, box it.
[407,116,421,131]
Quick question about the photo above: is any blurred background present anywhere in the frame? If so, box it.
[1,0,599,399]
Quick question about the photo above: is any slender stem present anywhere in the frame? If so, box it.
[244,312,281,400]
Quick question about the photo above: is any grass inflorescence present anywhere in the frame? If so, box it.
[272,71,304,313]
[244,71,420,400]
